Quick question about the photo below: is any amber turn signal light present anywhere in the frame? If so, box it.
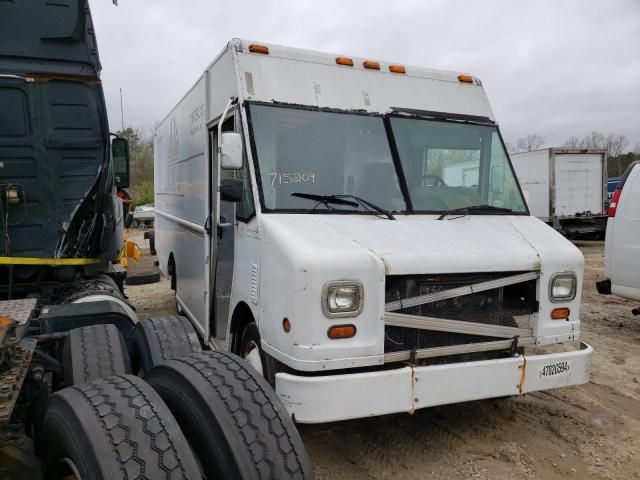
[389,64,406,74]
[328,324,356,339]
[363,60,380,70]
[248,43,269,54]
[458,74,474,83]
[551,308,570,320]
[335,56,354,66]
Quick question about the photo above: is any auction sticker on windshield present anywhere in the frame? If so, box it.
[539,360,571,379]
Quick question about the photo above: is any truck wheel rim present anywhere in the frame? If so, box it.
[60,457,81,480]
[244,341,263,376]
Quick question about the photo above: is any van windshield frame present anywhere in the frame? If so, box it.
[245,101,529,216]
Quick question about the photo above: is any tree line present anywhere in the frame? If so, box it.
[116,127,154,207]
[507,132,639,177]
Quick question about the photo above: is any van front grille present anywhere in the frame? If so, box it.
[384,272,537,354]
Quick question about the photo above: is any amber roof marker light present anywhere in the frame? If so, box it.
[335,56,354,66]
[389,64,406,74]
[248,43,269,54]
[363,60,380,70]
[458,74,474,83]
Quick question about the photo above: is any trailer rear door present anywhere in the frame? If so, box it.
[554,153,604,217]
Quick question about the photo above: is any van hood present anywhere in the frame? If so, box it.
[260,214,580,275]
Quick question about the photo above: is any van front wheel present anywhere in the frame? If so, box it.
[240,322,265,377]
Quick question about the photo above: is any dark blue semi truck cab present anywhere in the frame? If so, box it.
[0,0,130,298]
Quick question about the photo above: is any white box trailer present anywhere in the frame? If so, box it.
[154,39,592,423]
[511,148,607,237]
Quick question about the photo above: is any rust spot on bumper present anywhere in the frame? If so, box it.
[517,356,527,394]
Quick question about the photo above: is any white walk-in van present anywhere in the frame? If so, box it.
[154,39,592,423]
[597,161,640,309]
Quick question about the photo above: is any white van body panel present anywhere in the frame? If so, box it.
[154,39,591,422]
[605,163,640,301]
[236,48,495,118]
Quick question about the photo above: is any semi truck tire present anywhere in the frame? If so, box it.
[41,375,201,480]
[124,271,161,285]
[63,324,131,386]
[144,351,314,480]
[133,316,201,372]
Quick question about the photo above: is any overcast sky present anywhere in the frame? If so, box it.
[90,0,640,149]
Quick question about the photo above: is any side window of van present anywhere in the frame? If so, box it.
[236,148,255,221]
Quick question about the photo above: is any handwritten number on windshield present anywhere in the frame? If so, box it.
[270,172,316,186]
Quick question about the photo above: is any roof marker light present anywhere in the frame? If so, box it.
[248,43,269,54]
[336,57,354,66]
[363,60,380,70]
[458,74,474,83]
[389,64,406,74]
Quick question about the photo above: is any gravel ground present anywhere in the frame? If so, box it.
[126,230,640,480]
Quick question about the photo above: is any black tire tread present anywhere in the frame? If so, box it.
[135,316,201,371]
[42,375,200,479]
[169,351,312,480]
[64,324,131,386]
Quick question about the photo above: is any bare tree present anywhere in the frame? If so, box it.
[516,134,545,152]
[608,134,628,158]
[579,131,606,149]
[634,143,640,158]
[563,136,580,148]
[504,141,516,154]
[605,134,629,177]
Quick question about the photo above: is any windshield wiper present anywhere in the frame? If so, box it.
[291,193,396,220]
[437,204,513,220]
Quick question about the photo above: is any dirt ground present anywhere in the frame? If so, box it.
[126,230,640,480]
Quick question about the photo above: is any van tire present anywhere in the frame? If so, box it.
[133,316,201,372]
[239,322,268,377]
[41,375,201,480]
[63,324,131,386]
[144,351,314,480]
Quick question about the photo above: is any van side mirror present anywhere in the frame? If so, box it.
[112,137,130,188]
[220,178,243,202]
[220,132,243,170]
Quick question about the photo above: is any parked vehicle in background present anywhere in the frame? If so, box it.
[597,161,640,313]
[132,203,155,228]
[154,39,592,424]
[511,148,607,238]
[607,176,621,205]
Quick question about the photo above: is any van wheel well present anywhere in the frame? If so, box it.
[229,302,255,355]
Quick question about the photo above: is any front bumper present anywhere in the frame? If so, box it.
[276,342,592,423]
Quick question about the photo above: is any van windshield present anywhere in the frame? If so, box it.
[389,117,527,213]
[249,104,406,212]
[248,104,527,215]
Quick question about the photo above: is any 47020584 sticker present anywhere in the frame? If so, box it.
[539,360,571,379]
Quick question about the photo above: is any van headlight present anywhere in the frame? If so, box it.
[322,281,363,318]
[549,273,577,302]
